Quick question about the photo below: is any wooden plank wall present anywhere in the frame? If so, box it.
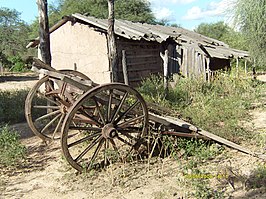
[116,38,162,86]
[179,45,207,79]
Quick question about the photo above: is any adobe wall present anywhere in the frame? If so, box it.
[48,21,110,84]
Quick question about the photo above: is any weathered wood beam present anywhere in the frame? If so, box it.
[196,128,265,159]
[122,50,129,85]
[160,48,169,91]
[149,112,198,132]
[37,0,51,65]
[107,0,118,82]
[161,131,210,140]
[149,112,265,159]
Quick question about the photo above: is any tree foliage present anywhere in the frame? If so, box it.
[194,21,247,51]
[0,7,30,68]
[234,0,266,67]
[29,0,155,40]
[48,0,155,25]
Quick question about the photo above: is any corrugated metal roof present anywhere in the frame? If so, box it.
[73,13,227,47]
[27,13,249,59]
[72,13,248,59]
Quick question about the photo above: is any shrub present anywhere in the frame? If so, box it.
[8,56,27,72]
[139,72,262,142]
[0,125,26,166]
[0,90,29,124]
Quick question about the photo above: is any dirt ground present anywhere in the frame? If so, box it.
[0,74,265,199]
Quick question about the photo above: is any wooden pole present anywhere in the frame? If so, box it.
[236,57,239,77]
[244,59,247,75]
[37,0,51,65]
[122,50,129,85]
[206,57,210,82]
[253,58,256,80]
[160,48,169,92]
[107,0,118,82]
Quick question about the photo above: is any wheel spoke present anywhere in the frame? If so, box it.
[109,139,118,151]
[35,110,61,122]
[74,135,102,162]
[114,100,140,125]
[68,132,102,148]
[117,115,145,128]
[33,105,59,109]
[78,108,102,126]
[93,98,106,125]
[37,91,60,106]
[111,92,128,123]
[40,113,61,134]
[107,89,113,122]
[116,135,134,146]
[104,139,109,165]
[119,130,139,141]
[88,138,104,169]
[46,80,54,91]
[52,113,65,139]
[69,126,101,131]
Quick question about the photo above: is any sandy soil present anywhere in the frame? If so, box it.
[0,74,265,199]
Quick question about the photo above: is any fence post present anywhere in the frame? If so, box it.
[122,50,129,85]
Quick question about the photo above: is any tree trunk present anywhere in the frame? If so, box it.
[107,0,118,82]
[37,0,51,65]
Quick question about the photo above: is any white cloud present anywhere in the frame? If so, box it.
[153,7,173,20]
[149,0,197,20]
[182,0,236,20]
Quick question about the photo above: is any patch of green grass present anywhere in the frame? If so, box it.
[193,179,226,199]
[159,136,222,162]
[0,125,26,167]
[139,72,263,142]
[246,164,266,189]
[0,89,29,124]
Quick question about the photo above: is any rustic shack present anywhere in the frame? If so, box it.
[27,13,249,86]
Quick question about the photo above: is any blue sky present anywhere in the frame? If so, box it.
[0,0,236,30]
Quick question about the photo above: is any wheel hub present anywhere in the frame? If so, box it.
[102,124,118,139]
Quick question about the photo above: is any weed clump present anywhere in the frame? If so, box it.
[0,89,29,124]
[139,73,262,142]
[0,125,26,167]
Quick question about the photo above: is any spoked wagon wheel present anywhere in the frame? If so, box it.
[61,83,148,172]
[25,70,91,142]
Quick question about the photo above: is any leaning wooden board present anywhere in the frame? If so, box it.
[149,112,266,160]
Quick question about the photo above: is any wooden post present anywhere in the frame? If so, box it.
[37,0,51,65]
[253,58,256,80]
[122,50,129,85]
[244,59,247,75]
[160,48,169,92]
[206,57,210,82]
[202,54,206,80]
[0,62,3,76]
[107,0,118,82]
[236,57,239,77]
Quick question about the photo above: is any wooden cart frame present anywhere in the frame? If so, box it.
[25,58,265,172]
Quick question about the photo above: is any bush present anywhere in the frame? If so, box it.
[8,56,27,72]
[139,72,262,142]
[0,90,29,124]
[0,125,26,166]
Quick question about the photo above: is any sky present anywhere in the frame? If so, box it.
[0,0,236,30]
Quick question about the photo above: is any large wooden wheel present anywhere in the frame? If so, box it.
[61,83,148,172]
[25,70,91,141]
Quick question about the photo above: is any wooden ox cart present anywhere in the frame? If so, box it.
[25,58,264,172]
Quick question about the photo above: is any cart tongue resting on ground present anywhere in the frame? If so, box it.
[25,58,265,172]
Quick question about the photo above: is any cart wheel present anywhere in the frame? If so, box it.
[25,70,90,141]
[61,83,148,172]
